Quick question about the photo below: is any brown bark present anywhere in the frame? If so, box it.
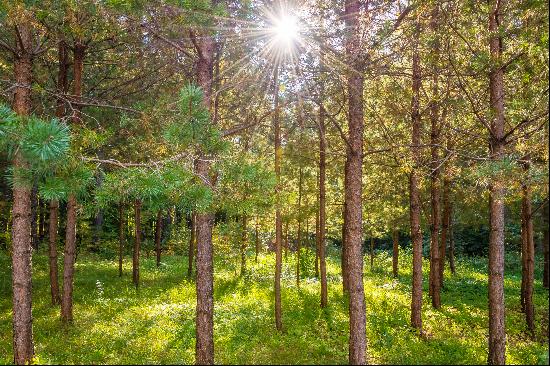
[273,65,283,332]
[448,211,456,275]
[319,106,327,308]
[30,185,38,250]
[188,212,196,277]
[342,202,349,294]
[344,0,367,362]
[193,29,216,365]
[133,200,141,289]
[296,168,303,287]
[392,230,399,278]
[118,202,124,277]
[543,200,549,288]
[410,17,423,332]
[38,199,45,242]
[315,208,320,278]
[11,22,34,364]
[240,215,247,276]
[155,210,162,267]
[487,0,507,362]
[61,194,77,322]
[55,39,69,118]
[520,162,534,333]
[428,4,441,309]
[440,176,451,287]
[72,41,86,125]
[48,200,61,305]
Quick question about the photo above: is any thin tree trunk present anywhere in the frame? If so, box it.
[188,212,196,277]
[273,65,283,332]
[342,202,349,293]
[193,29,216,364]
[118,202,124,277]
[487,1,507,362]
[11,22,34,364]
[543,200,549,289]
[448,210,456,275]
[440,176,451,287]
[344,0,367,362]
[61,194,77,322]
[315,207,319,278]
[410,16,423,332]
[30,184,38,250]
[296,168,303,287]
[48,200,60,305]
[521,161,534,333]
[241,215,247,276]
[319,105,327,307]
[155,210,162,267]
[38,199,45,242]
[133,200,141,289]
[392,230,399,278]
[284,220,289,260]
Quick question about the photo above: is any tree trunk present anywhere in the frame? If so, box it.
[38,199,45,242]
[133,200,141,289]
[155,210,162,267]
[284,220,289,260]
[48,200,61,305]
[543,200,549,289]
[370,237,374,269]
[448,211,456,275]
[30,184,38,250]
[315,198,320,278]
[61,194,77,322]
[410,16,423,332]
[440,176,451,287]
[273,65,283,332]
[193,30,216,365]
[319,106,327,307]
[241,215,247,276]
[487,1,507,362]
[118,202,124,277]
[392,230,399,278]
[344,0,367,362]
[296,168,303,287]
[342,202,349,294]
[520,161,534,333]
[188,212,196,277]
[11,22,34,364]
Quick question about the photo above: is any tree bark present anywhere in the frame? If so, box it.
[315,207,320,278]
[273,65,283,332]
[296,168,303,287]
[11,22,34,364]
[410,16,423,332]
[392,230,399,278]
[342,202,349,294]
[30,184,38,250]
[61,194,77,322]
[240,215,247,276]
[118,202,124,277]
[344,0,367,362]
[155,210,162,267]
[428,4,441,309]
[319,103,327,308]
[133,200,141,289]
[48,200,61,305]
[487,1,507,362]
[520,161,534,333]
[440,176,451,287]
[192,29,216,365]
[543,200,549,289]
[448,211,456,275]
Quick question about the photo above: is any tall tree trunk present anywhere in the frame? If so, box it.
[440,176,451,288]
[273,65,283,332]
[342,202,349,293]
[319,103,327,308]
[284,220,289,260]
[487,0,507,362]
[11,22,34,364]
[155,210,162,267]
[296,168,303,287]
[48,201,61,305]
[118,202,124,277]
[315,206,319,278]
[428,4,441,309]
[192,29,216,365]
[241,215,247,276]
[392,230,399,278]
[543,199,549,289]
[61,194,77,322]
[344,0,367,362]
[91,170,105,252]
[448,210,456,275]
[188,212,196,277]
[133,200,141,289]
[410,16,423,332]
[520,161,534,333]
[38,199,45,242]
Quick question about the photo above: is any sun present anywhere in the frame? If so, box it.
[270,14,300,48]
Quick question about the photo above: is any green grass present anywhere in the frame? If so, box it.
[0,247,548,364]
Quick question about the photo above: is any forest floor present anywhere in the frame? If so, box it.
[0,247,548,365]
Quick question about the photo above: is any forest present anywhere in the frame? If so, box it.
[0,0,548,365]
